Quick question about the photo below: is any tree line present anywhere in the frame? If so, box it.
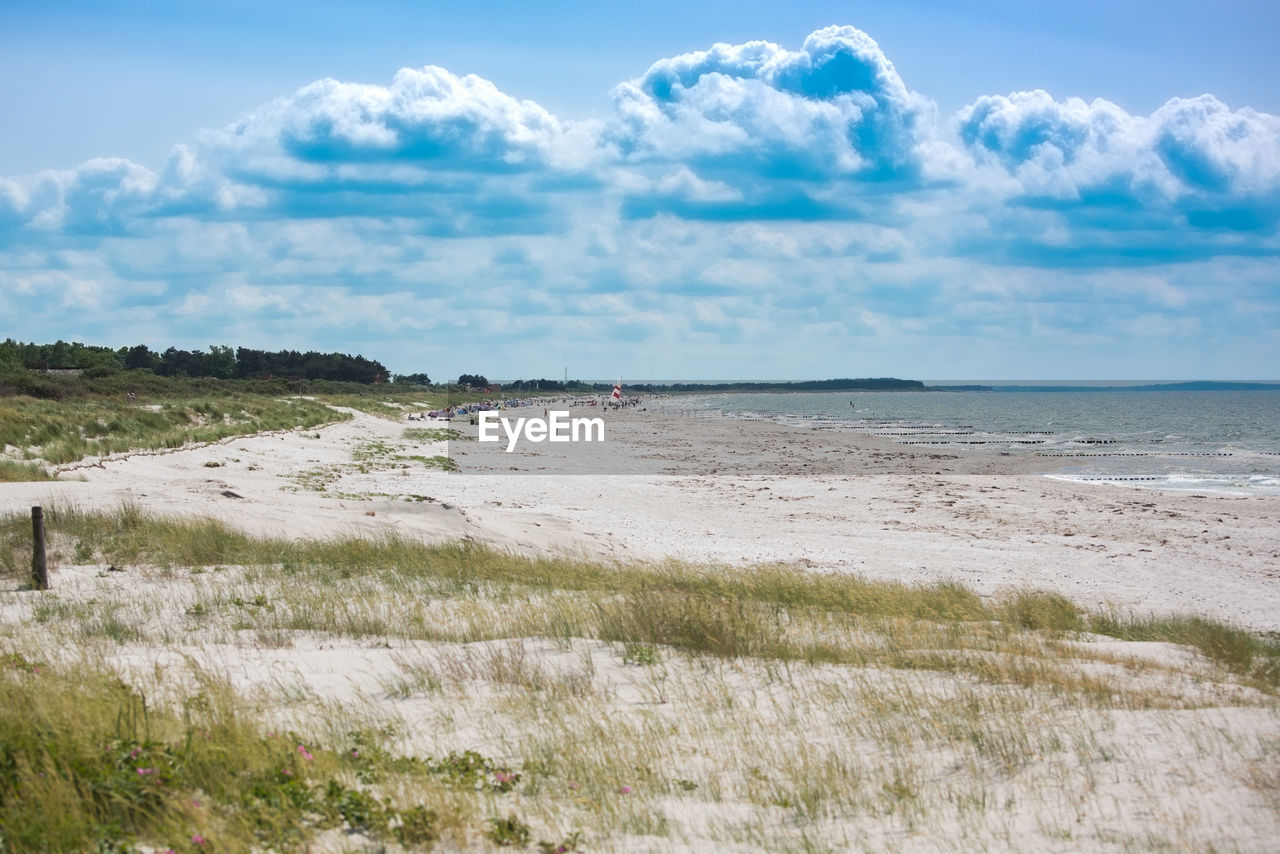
[1,339,399,385]
[1,339,927,394]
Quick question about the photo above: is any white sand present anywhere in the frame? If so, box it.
[4,405,1280,851]
[6,405,1279,629]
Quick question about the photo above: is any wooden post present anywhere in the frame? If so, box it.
[31,506,48,590]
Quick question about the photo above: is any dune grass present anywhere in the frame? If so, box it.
[4,505,1278,691]
[403,427,463,442]
[0,461,56,482]
[0,394,347,466]
[1,506,1278,851]
[318,388,487,420]
[0,653,547,853]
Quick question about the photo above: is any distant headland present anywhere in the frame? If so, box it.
[587,378,925,393]
[931,381,1280,392]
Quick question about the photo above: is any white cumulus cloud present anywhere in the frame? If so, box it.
[607,25,932,181]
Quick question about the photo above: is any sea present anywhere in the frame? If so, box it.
[649,385,1280,496]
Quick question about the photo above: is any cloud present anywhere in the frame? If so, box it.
[1153,96,1280,195]
[603,25,936,222]
[0,64,599,240]
[609,26,928,177]
[224,66,574,174]
[0,179,24,230]
[1,25,1278,378]
[1,158,160,234]
[654,167,743,203]
[5,27,1275,242]
[957,89,1280,231]
[959,92,1129,171]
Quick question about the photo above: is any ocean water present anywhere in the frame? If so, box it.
[653,389,1280,495]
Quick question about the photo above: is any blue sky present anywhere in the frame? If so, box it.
[2,1,1278,380]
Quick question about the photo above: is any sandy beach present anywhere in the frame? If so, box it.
[9,403,1279,630]
[4,403,1280,851]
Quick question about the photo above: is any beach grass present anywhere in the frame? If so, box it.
[317,388,488,420]
[0,393,347,467]
[2,506,1278,851]
[0,461,57,482]
[0,653,514,852]
[5,505,1277,690]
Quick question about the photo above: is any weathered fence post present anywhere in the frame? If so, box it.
[31,506,48,590]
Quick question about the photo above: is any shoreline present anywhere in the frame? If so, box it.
[440,405,1280,630]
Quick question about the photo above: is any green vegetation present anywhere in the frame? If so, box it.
[2,506,1277,851]
[1090,609,1280,685]
[1,338,390,385]
[403,427,463,442]
[0,654,570,852]
[4,506,1277,691]
[314,389,482,419]
[0,365,474,470]
[0,392,345,466]
[0,461,57,482]
[284,430,459,495]
[0,365,430,404]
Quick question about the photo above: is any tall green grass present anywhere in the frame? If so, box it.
[0,394,346,465]
[1090,610,1280,687]
[0,654,544,852]
[0,461,55,482]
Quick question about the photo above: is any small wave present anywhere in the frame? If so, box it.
[1046,472,1280,496]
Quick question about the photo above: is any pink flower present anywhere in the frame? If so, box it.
[192,834,205,845]
[136,767,155,775]
[282,768,293,776]
[568,781,580,790]
[297,745,313,761]
[350,749,359,758]
[619,785,632,794]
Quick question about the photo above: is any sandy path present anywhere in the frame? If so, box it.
[1,409,596,557]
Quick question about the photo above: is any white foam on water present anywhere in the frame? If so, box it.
[1046,472,1280,496]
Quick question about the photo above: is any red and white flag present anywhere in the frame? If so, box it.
[611,378,622,401]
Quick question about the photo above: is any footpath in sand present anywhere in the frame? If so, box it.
[5,404,1279,630]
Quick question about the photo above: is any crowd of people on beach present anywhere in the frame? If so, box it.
[406,394,643,422]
